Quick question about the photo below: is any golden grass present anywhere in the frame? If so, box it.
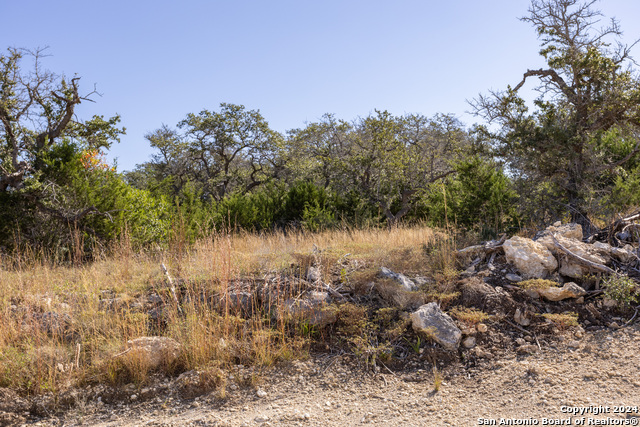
[0,224,457,395]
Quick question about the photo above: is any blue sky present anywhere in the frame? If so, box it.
[2,1,639,171]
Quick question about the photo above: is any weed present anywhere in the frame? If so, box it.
[601,274,638,309]
[449,306,489,326]
[432,365,443,392]
[540,312,579,329]
[406,336,422,354]
[517,279,560,290]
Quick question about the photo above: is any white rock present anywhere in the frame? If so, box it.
[256,388,267,398]
[537,235,609,278]
[536,223,583,241]
[503,236,558,279]
[514,308,531,326]
[410,303,462,351]
[380,267,417,291]
[462,336,476,349]
[124,336,182,369]
[531,282,587,302]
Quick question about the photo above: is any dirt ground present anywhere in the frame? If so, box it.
[13,322,639,427]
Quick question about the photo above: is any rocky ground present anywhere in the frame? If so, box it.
[3,220,640,426]
[2,321,637,426]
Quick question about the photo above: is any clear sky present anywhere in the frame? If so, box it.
[2,1,639,171]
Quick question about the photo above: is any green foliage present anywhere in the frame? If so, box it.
[211,180,336,232]
[417,156,517,232]
[471,0,640,228]
[602,275,638,310]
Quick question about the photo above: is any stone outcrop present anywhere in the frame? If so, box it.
[537,235,608,278]
[410,302,462,351]
[282,291,337,327]
[379,267,417,291]
[503,236,558,278]
[125,336,182,369]
[535,222,583,241]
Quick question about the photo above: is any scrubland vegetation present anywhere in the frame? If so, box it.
[0,225,464,396]
[1,0,640,404]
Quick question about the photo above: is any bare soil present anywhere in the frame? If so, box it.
[8,322,640,427]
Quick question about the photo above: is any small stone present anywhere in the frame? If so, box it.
[254,415,269,423]
[608,322,620,329]
[130,394,137,401]
[515,337,526,346]
[256,388,267,398]
[514,308,531,326]
[517,344,539,354]
[574,329,584,339]
[477,323,488,333]
[462,336,476,348]
[506,273,522,282]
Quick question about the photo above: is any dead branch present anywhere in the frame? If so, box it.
[551,234,616,275]
[161,263,182,314]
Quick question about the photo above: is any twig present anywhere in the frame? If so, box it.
[551,234,616,275]
[504,319,531,334]
[624,305,640,326]
[161,263,183,314]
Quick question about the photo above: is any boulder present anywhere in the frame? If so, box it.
[379,267,417,291]
[537,235,608,278]
[410,302,462,351]
[532,282,587,302]
[282,291,337,327]
[535,223,583,241]
[503,236,558,279]
[125,336,182,369]
[592,242,638,264]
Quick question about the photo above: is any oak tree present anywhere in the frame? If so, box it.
[472,0,640,230]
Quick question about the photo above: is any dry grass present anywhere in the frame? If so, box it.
[540,312,579,329]
[0,224,459,396]
[449,307,490,326]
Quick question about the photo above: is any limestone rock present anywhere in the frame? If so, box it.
[533,282,587,301]
[537,235,609,278]
[535,223,583,241]
[505,273,522,282]
[410,302,462,351]
[125,336,182,369]
[282,291,336,327]
[306,266,322,283]
[503,236,558,279]
[592,242,638,263]
[514,308,531,326]
[379,267,417,291]
[462,336,476,349]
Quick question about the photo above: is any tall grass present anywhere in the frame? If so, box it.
[0,224,458,396]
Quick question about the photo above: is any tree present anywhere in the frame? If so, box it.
[292,111,469,226]
[132,104,285,201]
[0,48,123,193]
[0,47,127,251]
[471,0,640,230]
